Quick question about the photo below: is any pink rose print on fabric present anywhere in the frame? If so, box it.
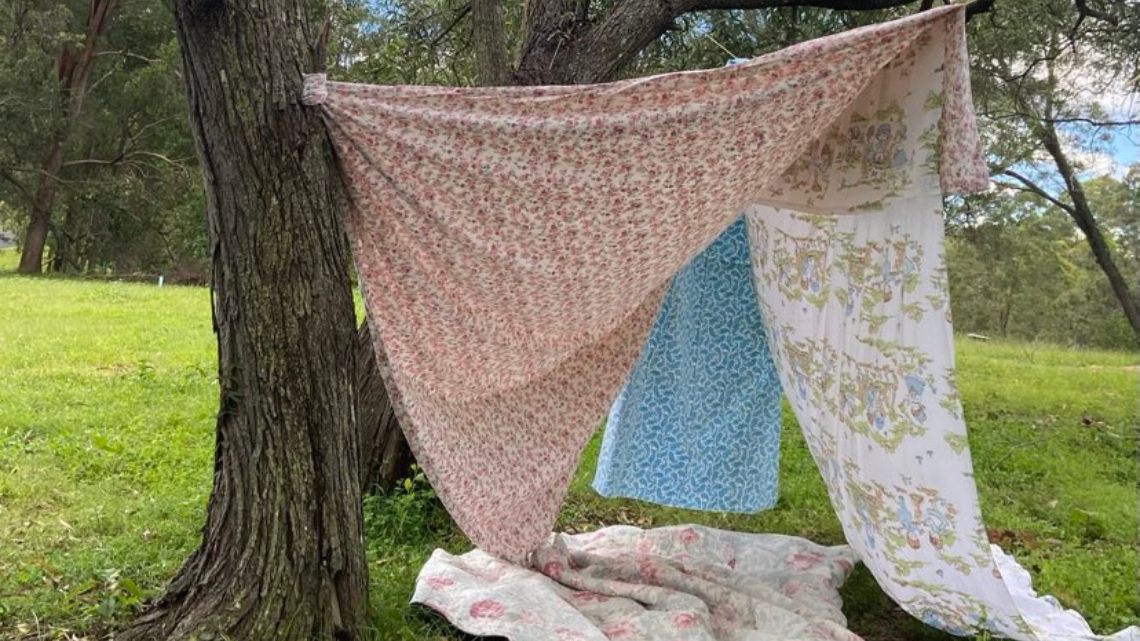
[672,612,699,629]
[468,599,506,619]
[638,559,662,583]
[783,581,805,597]
[557,628,590,641]
[836,558,854,573]
[677,528,700,545]
[789,551,823,570]
[571,590,611,603]
[472,567,504,582]
[635,537,656,555]
[601,620,637,638]
[542,560,564,581]
[424,576,454,590]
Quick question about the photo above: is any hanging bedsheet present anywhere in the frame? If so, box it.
[593,217,783,513]
[738,13,1137,641]
[303,5,1137,639]
[307,3,984,564]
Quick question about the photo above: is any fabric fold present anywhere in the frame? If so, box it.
[317,5,978,563]
[412,525,862,641]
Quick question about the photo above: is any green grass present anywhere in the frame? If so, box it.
[0,248,1137,640]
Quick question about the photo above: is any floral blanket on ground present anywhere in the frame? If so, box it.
[412,525,863,641]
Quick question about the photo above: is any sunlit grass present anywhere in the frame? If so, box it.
[0,258,1135,640]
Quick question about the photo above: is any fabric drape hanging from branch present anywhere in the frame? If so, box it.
[301,6,1136,639]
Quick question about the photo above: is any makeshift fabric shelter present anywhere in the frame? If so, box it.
[302,5,1137,640]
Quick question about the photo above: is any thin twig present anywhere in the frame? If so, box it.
[704,33,738,60]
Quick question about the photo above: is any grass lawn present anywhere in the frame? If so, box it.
[1,248,1137,640]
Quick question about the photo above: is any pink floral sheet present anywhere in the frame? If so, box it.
[412,525,864,641]
[304,4,984,565]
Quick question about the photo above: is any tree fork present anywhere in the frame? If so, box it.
[120,0,368,639]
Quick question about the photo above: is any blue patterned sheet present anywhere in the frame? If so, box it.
[593,217,784,513]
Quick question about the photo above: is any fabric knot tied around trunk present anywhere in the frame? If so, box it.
[302,73,328,106]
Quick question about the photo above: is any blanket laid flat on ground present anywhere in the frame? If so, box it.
[304,4,1136,639]
[593,217,783,513]
[412,525,863,641]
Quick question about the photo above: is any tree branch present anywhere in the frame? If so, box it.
[1045,116,1140,127]
[94,50,162,64]
[998,169,1075,215]
[1035,111,1140,337]
[522,0,996,84]
[429,4,472,47]
[1074,0,1118,26]
[690,0,917,13]
[965,0,994,20]
[0,168,33,203]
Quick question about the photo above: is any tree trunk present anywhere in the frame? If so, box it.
[119,1,368,639]
[17,0,116,274]
[472,0,511,86]
[357,323,413,493]
[1038,123,1140,340]
[17,140,64,273]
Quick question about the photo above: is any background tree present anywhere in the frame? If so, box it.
[969,0,1140,338]
[0,0,206,279]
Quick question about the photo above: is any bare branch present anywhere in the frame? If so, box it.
[0,168,33,203]
[130,117,178,143]
[688,0,918,14]
[1045,116,1140,127]
[430,4,472,47]
[998,169,1075,214]
[965,0,994,20]
[94,50,162,64]
[1074,0,1118,26]
[125,150,193,167]
[0,165,81,186]
[61,158,122,168]
[85,69,117,95]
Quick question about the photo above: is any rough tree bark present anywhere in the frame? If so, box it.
[472,0,512,86]
[119,1,368,639]
[18,0,116,274]
[357,324,411,493]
